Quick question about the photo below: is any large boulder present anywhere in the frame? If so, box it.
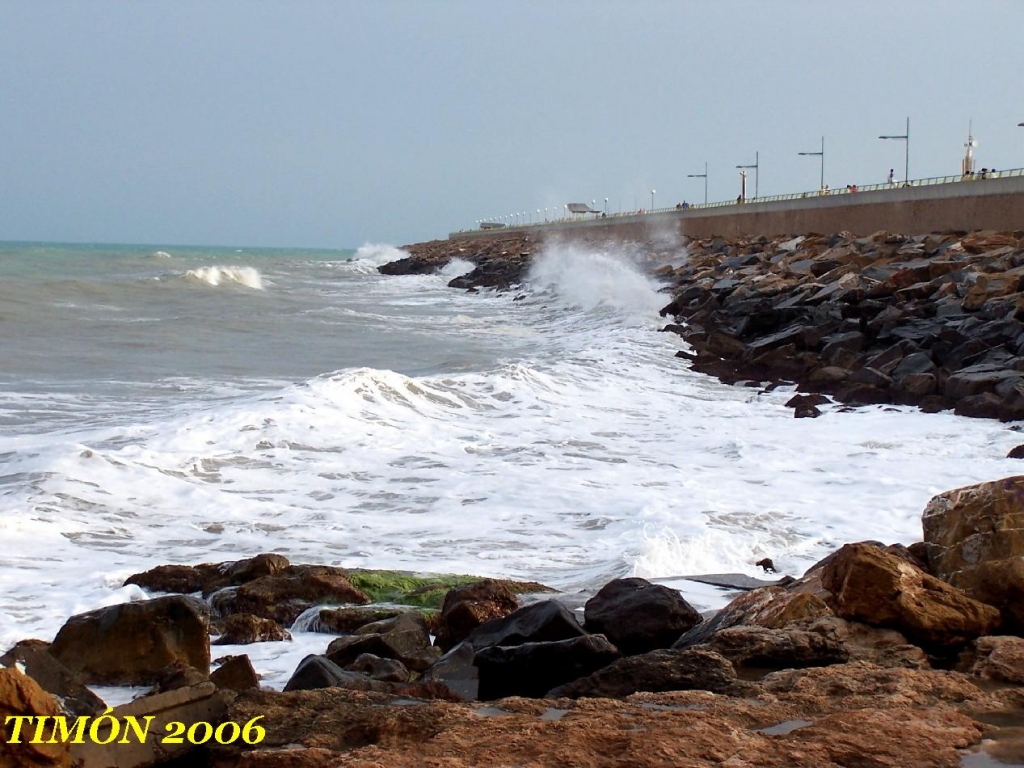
[48,595,211,685]
[474,634,620,700]
[820,543,1001,648]
[209,565,370,626]
[433,579,519,652]
[922,476,1024,633]
[583,578,702,655]
[465,599,586,652]
[546,647,737,699]
[0,666,71,768]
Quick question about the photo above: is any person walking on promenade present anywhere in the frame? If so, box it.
[887,168,895,185]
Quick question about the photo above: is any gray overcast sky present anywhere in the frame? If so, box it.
[1,1,1022,249]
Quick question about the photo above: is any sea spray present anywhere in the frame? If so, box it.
[526,242,665,316]
[353,243,411,266]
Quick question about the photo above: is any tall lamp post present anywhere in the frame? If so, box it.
[687,162,708,205]
[736,151,759,199]
[651,189,656,211]
[798,136,825,190]
[880,116,910,184]
[604,197,608,214]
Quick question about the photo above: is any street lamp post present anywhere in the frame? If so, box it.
[687,162,708,205]
[879,116,910,184]
[798,136,825,191]
[651,189,656,211]
[604,197,608,214]
[736,151,759,199]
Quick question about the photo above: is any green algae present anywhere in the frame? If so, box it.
[345,570,554,609]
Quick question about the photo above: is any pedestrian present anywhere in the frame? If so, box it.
[887,168,895,185]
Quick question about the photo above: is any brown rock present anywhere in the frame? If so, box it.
[434,579,519,652]
[49,595,211,685]
[675,585,833,648]
[923,476,1024,633]
[821,542,1001,647]
[210,565,370,626]
[302,605,417,634]
[959,635,1024,684]
[211,654,260,692]
[124,553,291,597]
[701,625,849,673]
[0,639,105,717]
[802,616,930,668]
[0,666,70,768]
[213,613,292,645]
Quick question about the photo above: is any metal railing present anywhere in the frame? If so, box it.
[470,167,1024,231]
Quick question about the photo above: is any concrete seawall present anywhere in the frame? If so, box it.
[450,175,1024,242]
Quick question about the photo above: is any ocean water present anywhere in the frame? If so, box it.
[0,238,1019,691]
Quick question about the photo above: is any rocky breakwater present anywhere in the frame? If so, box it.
[659,230,1024,421]
[378,234,536,291]
[4,476,1024,766]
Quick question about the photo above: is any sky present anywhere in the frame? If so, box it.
[1,0,1022,249]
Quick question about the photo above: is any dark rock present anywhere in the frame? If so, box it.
[299,605,413,634]
[475,634,621,700]
[213,613,291,645]
[0,640,105,717]
[945,365,1023,400]
[847,367,894,388]
[583,578,702,655]
[466,600,585,653]
[756,558,777,574]
[210,654,259,692]
[1007,444,1024,459]
[835,385,892,406]
[419,642,479,701]
[346,653,410,684]
[795,404,821,418]
[546,648,737,699]
[150,661,208,694]
[434,579,519,652]
[49,595,210,686]
[786,393,831,409]
[326,625,440,673]
[954,393,1002,419]
[283,655,391,693]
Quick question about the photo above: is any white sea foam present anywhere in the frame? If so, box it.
[440,257,475,278]
[184,265,264,289]
[152,250,172,259]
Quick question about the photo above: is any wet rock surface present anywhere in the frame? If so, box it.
[48,594,211,686]
[583,577,703,655]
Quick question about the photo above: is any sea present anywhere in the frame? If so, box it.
[0,238,1019,695]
